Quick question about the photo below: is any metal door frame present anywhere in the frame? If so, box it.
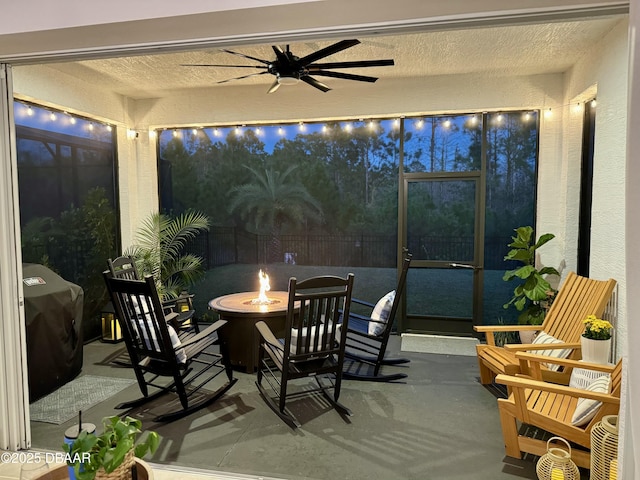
[397,115,487,335]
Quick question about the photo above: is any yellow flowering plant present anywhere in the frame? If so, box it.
[582,314,613,340]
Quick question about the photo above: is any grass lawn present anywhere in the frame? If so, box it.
[190,263,519,328]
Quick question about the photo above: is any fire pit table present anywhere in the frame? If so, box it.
[209,290,291,373]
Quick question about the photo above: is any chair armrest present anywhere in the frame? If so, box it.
[495,373,620,405]
[515,351,615,372]
[255,321,284,352]
[351,297,376,309]
[474,324,537,346]
[504,342,581,351]
[474,324,537,333]
[178,319,226,349]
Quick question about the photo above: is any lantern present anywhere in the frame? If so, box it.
[536,437,580,480]
[591,415,619,480]
[101,301,122,343]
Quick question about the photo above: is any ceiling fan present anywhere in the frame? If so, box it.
[181,39,395,93]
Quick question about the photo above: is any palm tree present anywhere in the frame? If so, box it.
[125,210,209,299]
[229,165,323,263]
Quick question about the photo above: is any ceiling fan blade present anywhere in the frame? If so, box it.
[216,71,270,84]
[220,49,271,65]
[297,39,361,66]
[301,75,331,92]
[308,59,395,70]
[181,64,267,69]
[272,45,290,64]
[310,70,378,83]
[267,80,281,94]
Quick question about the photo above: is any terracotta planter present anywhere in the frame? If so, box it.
[41,458,153,480]
[581,336,611,364]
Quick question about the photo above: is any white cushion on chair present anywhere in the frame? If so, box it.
[368,290,395,336]
[528,331,572,371]
[131,296,187,364]
[291,322,336,354]
[571,374,611,426]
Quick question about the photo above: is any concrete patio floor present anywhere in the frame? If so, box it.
[24,335,565,480]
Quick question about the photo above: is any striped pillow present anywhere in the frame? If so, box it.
[571,374,611,426]
[528,331,572,371]
[368,290,395,336]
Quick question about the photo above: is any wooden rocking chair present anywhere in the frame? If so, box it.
[496,352,622,469]
[475,271,616,385]
[255,274,355,428]
[342,253,412,382]
[108,256,199,333]
[103,273,236,421]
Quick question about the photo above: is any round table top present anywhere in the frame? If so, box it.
[208,291,290,316]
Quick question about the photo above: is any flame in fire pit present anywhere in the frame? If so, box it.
[251,269,273,305]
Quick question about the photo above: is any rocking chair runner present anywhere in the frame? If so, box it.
[255,273,355,428]
[103,273,237,422]
[342,253,412,382]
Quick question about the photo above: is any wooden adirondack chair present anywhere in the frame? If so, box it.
[495,353,622,469]
[475,271,616,385]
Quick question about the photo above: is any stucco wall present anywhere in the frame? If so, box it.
[560,18,628,357]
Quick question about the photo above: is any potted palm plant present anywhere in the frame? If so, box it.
[124,210,209,300]
[502,226,559,338]
[63,415,160,480]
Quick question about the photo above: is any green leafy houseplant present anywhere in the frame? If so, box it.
[503,226,560,325]
[63,415,160,480]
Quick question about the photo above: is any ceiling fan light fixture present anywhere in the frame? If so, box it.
[277,74,299,85]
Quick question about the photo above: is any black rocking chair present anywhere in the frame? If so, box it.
[255,273,355,428]
[342,253,412,382]
[103,272,237,422]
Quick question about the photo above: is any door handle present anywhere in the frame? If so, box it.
[449,263,482,270]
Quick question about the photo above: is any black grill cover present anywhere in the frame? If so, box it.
[23,264,84,402]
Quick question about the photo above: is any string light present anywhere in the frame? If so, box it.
[172,129,178,137]
[298,122,305,132]
[26,106,33,116]
[415,119,424,129]
[88,123,94,131]
[278,127,285,136]
[344,122,352,132]
[106,125,112,132]
[49,112,57,121]
[591,99,597,108]
[442,119,451,128]
[192,128,198,135]
[544,108,553,119]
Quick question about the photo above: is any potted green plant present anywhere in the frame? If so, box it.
[124,210,209,300]
[502,226,560,328]
[63,415,160,480]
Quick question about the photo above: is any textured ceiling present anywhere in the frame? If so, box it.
[39,16,623,100]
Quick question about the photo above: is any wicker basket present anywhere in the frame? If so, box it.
[536,436,580,480]
[94,450,136,480]
[591,415,619,480]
